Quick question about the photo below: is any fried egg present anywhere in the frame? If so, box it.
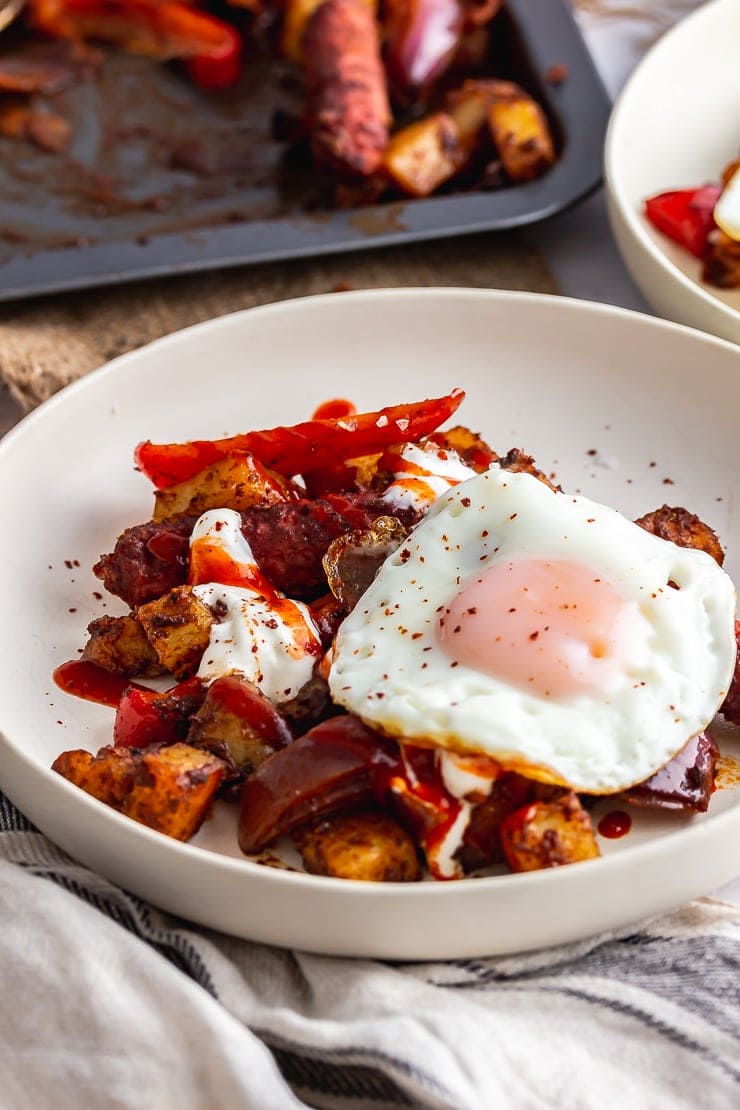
[328,467,737,793]
[715,165,740,242]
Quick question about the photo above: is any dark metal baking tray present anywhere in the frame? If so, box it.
[0,0,610,302]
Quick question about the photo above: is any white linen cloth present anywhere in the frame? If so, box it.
[1,802,738,1110]
[2,4,738,1108]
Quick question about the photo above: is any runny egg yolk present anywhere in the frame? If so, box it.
[437,557,643,699]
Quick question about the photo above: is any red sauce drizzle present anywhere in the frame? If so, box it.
[53,660,145,708]
[598,809,632,839]
[311,398,357,421]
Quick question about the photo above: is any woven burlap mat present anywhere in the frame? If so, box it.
[0,232,555,411]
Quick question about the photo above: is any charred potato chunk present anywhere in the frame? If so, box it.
[123,743,225,841]
[137,586,213,679]
[152,454,294,523]
[499,447,559,492]
[635,505,724,566]
[187,674,292,778]
[294,809,421,881]
[53,746,139,809]
[430,425,498,471]
[703,230,740,289]
[486,83,555,182]
[82,613,166,678]
[500,793,599,872]
[384,112,466,198]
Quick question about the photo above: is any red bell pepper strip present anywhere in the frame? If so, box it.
[644,185,721,259]
[113,676,206,748]
[135,389,465,489]
[28,0,242,90]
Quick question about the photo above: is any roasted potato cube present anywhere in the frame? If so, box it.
[430,425,498,471]
[294,810,421,881]
[446,80,500,150]
[499,447,560,492]
[187,674,292,777]
[500,793,599,872]
[635,504,725,566]
[123,743,225,841]
[487,86,555,182]
[82,613,166,678]
[703,229,740,289]
[137,586,213,679]
[152,454,294,523]
[384,113,465,198]
[52,746,139,809]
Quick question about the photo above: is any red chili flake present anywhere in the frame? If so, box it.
[92,591,103,600]
[421,662,428,669]
[586,518,595,523]
[450,661,459,668]
[649,461,657,468]
[509,607,516,613]
[64,560,73,569]
[453,625,461,634]
[586,449,597,457]
[663,478,675,485]
[467,607,477,615]
[399,549,411,563]
[529,631,539,641]
[68,608,77,614]
[544,62,568,85]
[423,646,432,652]
[509,513,518,520]
[461,497,471,507]
[412,632,423,640]
[481,530,489,538]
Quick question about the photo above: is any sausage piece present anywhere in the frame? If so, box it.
[303,0,390,177]
[634,504,725,566]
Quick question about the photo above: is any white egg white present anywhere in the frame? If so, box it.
[715,166,740,242]
[328,468,737,794]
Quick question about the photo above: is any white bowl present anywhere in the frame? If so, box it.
[0,289,738,959]
[605,0,740,345]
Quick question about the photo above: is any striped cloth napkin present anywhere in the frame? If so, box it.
[1,793,738,1109]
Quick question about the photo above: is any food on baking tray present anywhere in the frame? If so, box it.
[1,1,556,197]
[645,160,740,289]
[53,390,739,882]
